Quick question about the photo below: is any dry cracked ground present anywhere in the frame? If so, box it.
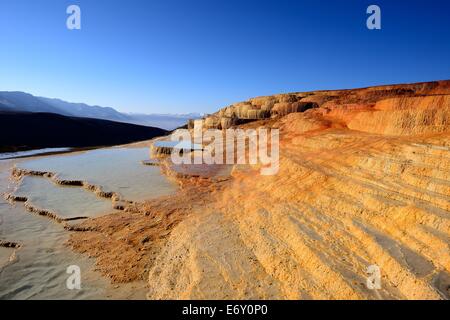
[69,80,450,300]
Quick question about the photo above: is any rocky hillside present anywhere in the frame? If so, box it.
[69,80,450,300]
[0,111,168,152]
[196,80,449,133]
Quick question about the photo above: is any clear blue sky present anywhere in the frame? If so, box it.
[0,0,449,114]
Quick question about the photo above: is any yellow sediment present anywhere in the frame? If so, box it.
[68,80,450,300]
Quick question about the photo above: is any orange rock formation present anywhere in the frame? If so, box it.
[69,80,450,300]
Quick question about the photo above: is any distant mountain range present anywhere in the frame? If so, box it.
[0,91,200,130]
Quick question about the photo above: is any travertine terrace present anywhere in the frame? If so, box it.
[69,80,450,300]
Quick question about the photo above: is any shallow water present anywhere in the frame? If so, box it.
[0,146,177,299]
[154,140,203,150]
[0,247,13,267]
[0,192,146,299]
[13,176,115,220]
[18,147,176,202]
[0,148,72,160]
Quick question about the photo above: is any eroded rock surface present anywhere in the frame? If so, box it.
[69,80,450,299]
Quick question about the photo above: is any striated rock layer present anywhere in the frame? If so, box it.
[69,80,450,300]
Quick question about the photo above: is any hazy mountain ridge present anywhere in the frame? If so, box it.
[38,96,130,122]
[0,91,200,130]
[0,91,64,114]
[125,112,202,129]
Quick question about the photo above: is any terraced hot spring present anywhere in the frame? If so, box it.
[12,176,115,220]
[16,147,177,202]
[0,146,177,299]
